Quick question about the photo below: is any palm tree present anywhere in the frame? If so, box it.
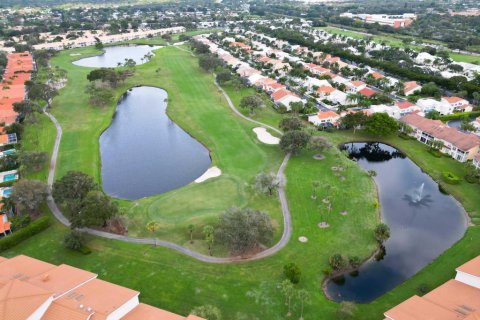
[188,224,194,244]
[280,280,295,317]
[297,289,310,320]
[203,225,214,256]
[146,221,160,246]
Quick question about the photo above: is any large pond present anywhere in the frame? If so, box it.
[324,142,467,303]
[100,86,211,200]
[73,45,160,68]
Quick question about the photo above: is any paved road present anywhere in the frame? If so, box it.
[43,71,293,263]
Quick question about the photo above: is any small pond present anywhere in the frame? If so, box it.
[100,86,211,200]
[324,142,467,303]
[73,45,161,68]
[447,117,475,130]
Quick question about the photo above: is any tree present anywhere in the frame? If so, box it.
[461,120,476,132]
[340,112,368,133]
[420,82,442,98]
[198,54,222,72]
[239,95,263,114]
[255,171,280,196]
[308,136,332,153]
[18,151,48,172]
[365,113,399,136]
[280,279,295,317]
[329,254,347,271]
[465,162,480,184]
[279,117,303,132]
[203,225,215,256]
[64,230,86,250]
[289,101,304,115]
[10,180,48,216]
[28,83,58,108]
[297,289,310,320]
[146,221,160,233]
[425,110,441,120]
[73,191,118,228]
[216,71,232,84]
[13,100,41,120]
[283,262,301,284]
[191,305,222,320]
[311,180,320,199]
[53,171,97,212]
[216,207,274,255]
[188,224,194,244]
[280,130,311,155]
[336,301,357,319]
[374,223,390,243]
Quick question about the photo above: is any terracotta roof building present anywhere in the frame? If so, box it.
[0,255,205,320]
[400,113,480,162]
[385,256,480,320]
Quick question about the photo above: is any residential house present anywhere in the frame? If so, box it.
[302,77,330,90]
[400,113,480,162]
[316,86,348,105]
[271,89,302,111]
[403,81,422,96]
[393,101,421,118]
[417,98,454,115]
[308,111,340,127]
[473,153,480,169]
[442,96,473,112]
[0,255,206,320]
[358,87,377,98]
[303,63,330,76]
[346,80,367,93]
[384,256,480,320]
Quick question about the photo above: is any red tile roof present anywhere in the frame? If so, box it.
[401,114,480,151]
[359,87,376,97]
[395,101,416,109]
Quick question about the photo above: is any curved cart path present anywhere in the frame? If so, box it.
[43,62,292,264]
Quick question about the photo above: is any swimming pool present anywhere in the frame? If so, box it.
[3,149,15,156]
[3,188,11,197]
[3,174,17,182]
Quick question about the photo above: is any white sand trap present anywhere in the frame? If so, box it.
[195,166,221,183]
[70,53,81,56]
[299,236,308,243]
[253,127,280,145]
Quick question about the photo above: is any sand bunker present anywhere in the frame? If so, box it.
[253,127,280,145]
[195,166,222,183]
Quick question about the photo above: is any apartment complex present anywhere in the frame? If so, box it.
[385,256,480,319]
[400,113,480,162]
[0,255,205,320]
[340,13,416,28]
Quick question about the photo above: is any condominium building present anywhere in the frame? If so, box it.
[0,255,205,320]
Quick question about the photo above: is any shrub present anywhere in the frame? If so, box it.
[64,230,85,250]
[442,172,461,185]
[329,254,347,271]
[283,262,301,284]
[0,216,50,252]
[348,256,361,269]
[428,149,442,158]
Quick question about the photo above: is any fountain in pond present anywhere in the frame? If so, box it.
[414,183,424,203]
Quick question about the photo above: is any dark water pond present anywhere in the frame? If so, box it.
[324,142,467,303]
[100,86,211,200]
[73,45,160,68]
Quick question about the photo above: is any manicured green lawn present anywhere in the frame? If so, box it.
[11,41,480,319]
[48,45,285,250]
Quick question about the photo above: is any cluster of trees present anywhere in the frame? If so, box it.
[85,68,133,107]
[53,171,120,229]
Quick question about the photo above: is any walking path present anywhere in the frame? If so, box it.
[43,70,292,263]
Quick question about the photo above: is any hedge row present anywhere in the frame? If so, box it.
[0,216,51,252]
[442,172,461,185]
[439,111,480,122]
